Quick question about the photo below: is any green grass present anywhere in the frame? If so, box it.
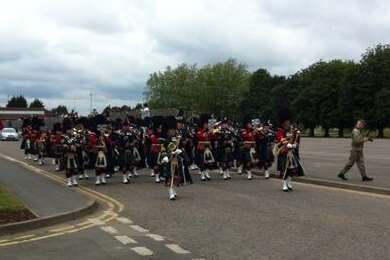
[0,186,25,213]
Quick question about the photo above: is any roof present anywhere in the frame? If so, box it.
[0,107,47,120]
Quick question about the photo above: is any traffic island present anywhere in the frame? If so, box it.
[0,185,36,225]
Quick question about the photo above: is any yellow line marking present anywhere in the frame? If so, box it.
[0,223,96,247]
[49,225,76,233]
[14,235,35,240]
[76,221,90,227]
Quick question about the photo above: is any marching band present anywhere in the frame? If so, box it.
[19,111,305,200]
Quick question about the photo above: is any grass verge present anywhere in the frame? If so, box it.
[0,185,35,225]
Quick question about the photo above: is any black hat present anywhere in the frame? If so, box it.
[52,122,62,132]
[242,115,252,128]
[164,116,177,130]
[151,116,164,131]
[278,108,292,126]
[135,118,146,127]
[160,116,176,139]
[124,116,135,126]
[199,113,210,127]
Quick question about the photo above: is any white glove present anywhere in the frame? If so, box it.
[175,149,182,155]
[162,156,169,163]
[287,143,293,149]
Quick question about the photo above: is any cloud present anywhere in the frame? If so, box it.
[0,0,390,114]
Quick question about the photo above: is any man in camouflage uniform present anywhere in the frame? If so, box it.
[338,120,374,181]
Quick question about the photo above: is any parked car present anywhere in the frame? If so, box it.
[0,128,19,141]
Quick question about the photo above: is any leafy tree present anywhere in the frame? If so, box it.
[6,95,28,108]
[51,105,68,115]
[355,44,390,137]
[293,60,357,136]
[269,75,298,125]
[240,69,284,119]
[29,98,45,109]
[146,59,250,119]
[196,59,250,118]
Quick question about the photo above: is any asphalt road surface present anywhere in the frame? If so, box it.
[0,139,389,260]
[301,138,390,188]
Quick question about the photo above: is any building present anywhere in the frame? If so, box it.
[0,108,47,129]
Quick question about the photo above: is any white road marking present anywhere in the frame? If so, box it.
[116,217,133,224]
[130,225,149,233]
[131,246,154,256]
[114,235,137,245]
[88,218,105,225]
[165,244,191,254]
[100,226,119,234]
[146,234,165,241]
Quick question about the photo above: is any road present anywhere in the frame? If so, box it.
[301,138,390,188]
[0,139,389,260]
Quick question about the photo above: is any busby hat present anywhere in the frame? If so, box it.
[242,115,252,128]
[199,113,210,127]
[277,108,292,126]
[151,116,164,131]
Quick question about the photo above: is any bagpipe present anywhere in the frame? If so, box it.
[273,126,301,157]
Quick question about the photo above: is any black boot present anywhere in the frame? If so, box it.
[337,173,348,181]
[362,176,374,181]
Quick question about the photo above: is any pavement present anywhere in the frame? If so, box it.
[0,139,389,260]
[300,138,390,188]
[0,156,89,217]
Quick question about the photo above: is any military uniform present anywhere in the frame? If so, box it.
[240,125,259,180]
[338,128,370,180]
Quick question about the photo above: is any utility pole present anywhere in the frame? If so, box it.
[89,92,93,114]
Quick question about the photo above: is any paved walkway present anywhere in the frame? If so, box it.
[0,156,89,217]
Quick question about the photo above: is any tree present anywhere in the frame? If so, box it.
[293,60,357,137]
[29,98,44,109]
[355,44,390,137]
[241,69,285,119]
[196,59,250,118]
[6,95,28,108]
[373,87,390,137]
[51,105,68,116]
[269,76,298,125]
[146,59,250,118]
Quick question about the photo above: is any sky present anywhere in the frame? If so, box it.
[1,0,390,114]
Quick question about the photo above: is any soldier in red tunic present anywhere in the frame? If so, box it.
[240,117,259,180]
[274,109,304,192]
[195,114,215,181]
[148,117,163,183]
[50,123,64,171]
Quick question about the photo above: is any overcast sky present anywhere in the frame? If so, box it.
[1,0,389,114]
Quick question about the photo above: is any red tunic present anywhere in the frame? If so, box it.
[196,128,214,150]
[240,128,257,148]
[88,133,97,153]
[50,133,62,145]
[149,133,161,153]
[275,128,288,155]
